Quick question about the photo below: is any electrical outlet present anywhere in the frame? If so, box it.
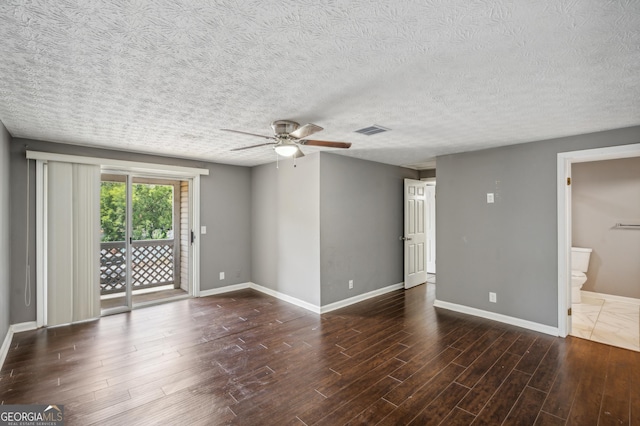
[349,279,354,289]
[489,292,497,303]
[219,272,225,280]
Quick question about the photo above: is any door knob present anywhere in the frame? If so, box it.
[399,236,412,241]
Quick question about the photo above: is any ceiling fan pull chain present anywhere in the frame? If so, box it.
[276,151,279,169]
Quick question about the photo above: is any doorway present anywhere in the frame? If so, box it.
[557,143,640,338]
[568,158,640,351]
[403,178,437,289]
[403,179,427,289]
[31,150,208,328]
[99,174,191,314]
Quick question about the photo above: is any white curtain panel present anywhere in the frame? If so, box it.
[47,162,101,326]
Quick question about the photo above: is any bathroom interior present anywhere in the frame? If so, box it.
[570,156,640,352]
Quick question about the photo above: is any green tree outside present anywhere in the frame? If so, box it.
[100,182,174,242]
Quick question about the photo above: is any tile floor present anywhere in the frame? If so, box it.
[571,295,640,352]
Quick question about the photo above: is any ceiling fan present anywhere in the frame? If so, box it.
[222,120,352,158]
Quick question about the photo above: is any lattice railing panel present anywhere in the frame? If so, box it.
[131,242,174,286]
[100,240,174,295]
[100,242,126,293]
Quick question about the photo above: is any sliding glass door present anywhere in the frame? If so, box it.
[100,174,187,315]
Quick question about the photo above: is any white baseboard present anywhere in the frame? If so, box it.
[199,282,251,298]
[320,283,405,314]
[0,321,38,371]
[0,327,12,372]
[199,281,405,315]
[250,283,321,314]
[433,299,559,337]
[581,290,640,306]
[11,321,37,333]
[199,282,319,313]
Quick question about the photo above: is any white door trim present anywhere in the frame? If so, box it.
[425,185,436,274]
[26,151,209,177]
[192,176,202,297]
[557,143,640,337]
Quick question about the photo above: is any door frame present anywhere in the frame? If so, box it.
[557,143,640,337]
[424,183,436,274]
[30,151,208,327]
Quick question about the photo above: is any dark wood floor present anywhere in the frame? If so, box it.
[1,284,639,425]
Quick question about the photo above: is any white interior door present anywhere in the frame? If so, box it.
[425,185,436,274]
[404,179,427,289]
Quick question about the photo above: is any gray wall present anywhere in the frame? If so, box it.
[320,153,418,305]
[9,138,252,323]
[278,155,321,306]
[572,157,640,299]
[251,155,321,306]
[436,125,640,327]
[202,162,252,290]
[0,121,10,342]
[251,163,278,289]
[251,152,416,307]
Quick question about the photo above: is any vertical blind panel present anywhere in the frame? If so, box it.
[47,162,74,326]
[72,164,101,322]
[47,162,100,326]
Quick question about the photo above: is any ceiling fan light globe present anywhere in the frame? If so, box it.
[274,145,298,157]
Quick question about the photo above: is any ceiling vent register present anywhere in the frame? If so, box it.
[355,125,390,136]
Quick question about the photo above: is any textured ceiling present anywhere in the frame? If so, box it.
[0,1,639,168]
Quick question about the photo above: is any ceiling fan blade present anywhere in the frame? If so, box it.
[289,123,323,139]
[221,129,276,140]
[230,142,276,151]
[293,147,305,158]
[298,140,352,149]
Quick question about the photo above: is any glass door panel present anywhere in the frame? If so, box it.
[99,174,130,312]
[130,179,180,306]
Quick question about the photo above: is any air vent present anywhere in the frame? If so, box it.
[355,125,390,136]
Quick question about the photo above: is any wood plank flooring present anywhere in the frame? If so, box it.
[1,283,639,425]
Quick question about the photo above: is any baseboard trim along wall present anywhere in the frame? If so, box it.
[0,328,11,372]
[319,283,405,314]
[250,283,322,314]
[0,321,38,371]
[581,290,640,306]
[199,282,405,315]
[433,299,559,337]
[199,282,251,298]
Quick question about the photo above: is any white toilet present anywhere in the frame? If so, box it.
[571,247,592,304]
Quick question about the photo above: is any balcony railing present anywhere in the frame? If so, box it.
[100,239,175,294]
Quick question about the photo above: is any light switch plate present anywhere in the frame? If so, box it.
[201,226,207,234]
[487,193,494,203]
